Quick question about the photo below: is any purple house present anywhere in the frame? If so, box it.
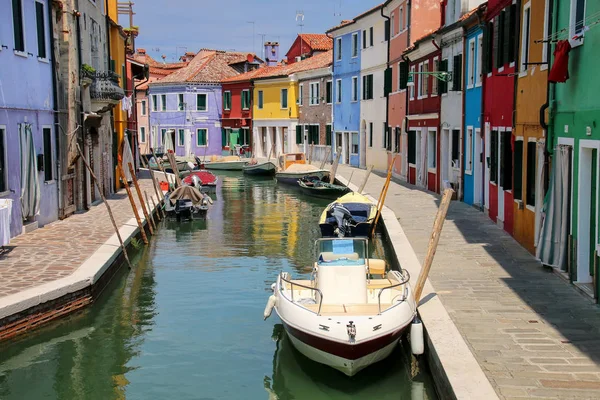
[148,50,259,157]
[1,0,58,238]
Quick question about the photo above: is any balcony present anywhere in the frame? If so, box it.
[85,70,125,110]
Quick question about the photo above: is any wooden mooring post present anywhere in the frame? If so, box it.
[117,163,149,245]
[141,154,165,220]
[76,144,132,269]
[128,162,155,234]
[144,190,157,228]
[413,188,454,303]
[358,165,374,194]
[371,155,398,237]
[329,151,342,184]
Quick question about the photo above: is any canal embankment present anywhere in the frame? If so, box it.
[0,172,161,342]
[336,164,600,400]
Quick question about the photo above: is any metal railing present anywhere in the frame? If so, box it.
[279,273,324,316]
[377,269,411,314]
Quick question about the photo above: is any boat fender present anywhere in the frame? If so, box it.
[410,316,424,355]
[270,282,276,292]
[264,295,277,320]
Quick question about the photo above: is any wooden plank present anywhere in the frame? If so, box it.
[117,163,148,245]
[128,162,155,235]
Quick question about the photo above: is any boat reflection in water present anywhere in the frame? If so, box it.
[265,324,436,400]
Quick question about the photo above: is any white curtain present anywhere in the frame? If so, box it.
[164,129,175,153]
[184,129,192,158]
[417,129,428,188]
[536,145,571,269]
[20,124,40,220]
[122,132,134,182]
[534,140,546,245]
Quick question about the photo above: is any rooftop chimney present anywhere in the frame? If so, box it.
[264,41,279,67]
[136,48,147,62]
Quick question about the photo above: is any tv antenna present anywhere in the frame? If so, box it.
[258,33,267,59]
[333,0,342,17]
[296,10,305,60]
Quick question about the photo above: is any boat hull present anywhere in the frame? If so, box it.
[243,161,277,176]
[204,161,248,171]
[298,184,351,199]
[276,170,329,186]
[319,221,373,237]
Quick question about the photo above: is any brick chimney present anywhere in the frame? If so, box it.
[264,42,279,67]
[136,48,147,62]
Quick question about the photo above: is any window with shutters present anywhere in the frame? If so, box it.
[140,127,146,143]
[178,94,185,111]
[352,76,358,102]
[178,129,185,147]
[221,92,229,111]
[242,89,251,110]
[542,0,550,64]
[520,3,531,74]
[370,27,374,47]
[513,139,523,200]
[384,67,392,96]
[500,132,512,190]
[432,57,439,95]
[351,132,359,154]
[309,82,320,105]
[386,126,392,151]
[417,63,424,98]
[382,123,388,149]
[336,37,342,61]
[391,13,395,37]
[152,95,158,111]
[258,90,264,109]
[197,129,208,146]
[43,127,53,181]
[336,79,342,103]
[352,33,358,57]
[196,93,207,111]
[161,128,167,145]
[399,7,404,31]
[476,34,483,86]
[369,122,373,147]
[296,125,303,144]
[310,125,320,145]
[409,66,416,99]
[484,21,494,74]
[490,130,498,183]
[326,80,332,104]
[526,141,536,206]
[298,84,304,106]
[570,0,587,42]
[394,127,401,153]
[495,12,505,69]
[465,127,473,174]
[280,88,288,109]
[12,0,25,53]
[363,30,367,49]
[451,129,460,169]
[385,19,390,41]
[362,74,374,100]
[241,128,250,146]
[326,125,332,146]
[161,94,167,111]
[35,1,47,59]
[408,130,416,164]
[439,59,448,94]
[452,55,462,91]
[427,130,436,169]
[507,5,517,65]
[467,39,475,88]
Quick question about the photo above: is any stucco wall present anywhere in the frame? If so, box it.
[298,73,332,146]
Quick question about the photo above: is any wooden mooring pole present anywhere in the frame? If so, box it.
[117,163,149,245]
[329,151,342,184]
[76,144,133,269]
[144,190,157,228]
[358,165,374,194]
[413,188,454,304]
[128,162,155,234]
[371,155,398,237]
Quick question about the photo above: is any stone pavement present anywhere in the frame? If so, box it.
[0,178,156,299]
[337,165,600,400]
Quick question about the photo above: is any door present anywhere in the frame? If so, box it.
[577,146,597,284]
[497,130,505,222]
[473,128,483,207]
[360,121,367,168]
[343,132,350,164]
[336,132,342,162]
[484,123,491,210]
[441,129,450,184]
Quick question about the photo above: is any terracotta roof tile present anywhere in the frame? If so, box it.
[298,34,333,51]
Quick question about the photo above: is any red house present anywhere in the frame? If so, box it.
[285,34,333,64]
[405,34,442,193]
[482,0,518,234]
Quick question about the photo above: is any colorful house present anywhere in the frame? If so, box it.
[463,6,487,208]
[285,34,333,64]
[327,20,362,166]
[148,50,257,158]
[482,0,518,234]
[1,0,58,237]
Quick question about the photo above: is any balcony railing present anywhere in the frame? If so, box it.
[88,70,125,104]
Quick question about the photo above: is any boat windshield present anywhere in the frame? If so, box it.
[315,238,368,266]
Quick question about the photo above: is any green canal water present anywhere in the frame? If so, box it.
[0,173,438,400]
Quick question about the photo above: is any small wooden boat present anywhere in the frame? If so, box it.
[264,237,416,376]
[181,170,218,192]
[298,176,351,199]
[242,159,277,176]
[319,192,378,238]
[204,155,248,171]
[275,153,329,186]
[164,185,210,221]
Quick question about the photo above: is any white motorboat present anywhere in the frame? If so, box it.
[264,238,416,376]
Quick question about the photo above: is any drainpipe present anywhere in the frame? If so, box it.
[541,0,556,193]
[48,2,61,216]
[75,7,88,210]
[381,6,391,171]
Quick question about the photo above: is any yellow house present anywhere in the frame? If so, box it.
[107,0,128,187]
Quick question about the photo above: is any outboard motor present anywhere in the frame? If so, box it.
[175,199,194,221]
[331,204,355,237]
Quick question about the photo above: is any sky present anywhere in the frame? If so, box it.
[121,0,383,62]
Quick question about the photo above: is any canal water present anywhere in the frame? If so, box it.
[0,173,438,400]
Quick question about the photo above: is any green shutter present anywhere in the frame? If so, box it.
[326,125,332,146]
[296,125,302,144]
[369,75,374,99]
[221,128,227,147]
[399,62,409,90]
[384,68,392,96]
[503,6,511,67]
[514,140,523,200]
[12,0,24,51]
[384,20,390,41]
[35,2,46,58]
[494,15,502,69]
[482,24,489,75]
[110,59,116,72]
[452,55,462,91]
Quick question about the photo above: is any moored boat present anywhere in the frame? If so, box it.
[264,237,416,376]
[319,192,377,238]
[204,155,248,171]
[181,170,218,192]
[298,176,351,199]
[164,185,211,221]
[242,159,277,176]
[275,153,328,186]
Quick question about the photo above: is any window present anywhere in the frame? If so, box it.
[369,27,374,47]
[178,94,185,111]
[427,130,436,169]
[197,128,207,146]
[161,94,166,111]
[351,132,359,154]
[418,63,429,97]
[439,59,448,94]
[542,0,550,64]
[308,125,320,145]
[35,1,47,59]
[451,129,460,169]
[0,127,7,193]
[352,76,358,102]
[399,7,404,31]
[476,35,483,86]
[514,139,523,200]
[363,30,367,49]
[468,39,475,88]
[222,128,230,147]
[241,89,251,110]
[495,13,505,69]
[465,127,473,173]
[42,127,52,181]
[336,37,342,61]
[141,100,147,116]
[391,13,395,36]
[407,131,416,164]
[336,79,342,103]
[280,88,288,109]
[140,127,146,143]
[258,90,264,109]
[241,128,250,145]
[309,82,320,105]
[508,4,517,65]
[178,129,185,147]
[484,21,494,74]
[326,125,332,146]
[452,55,462,91]
[500,132,512,190]
[490,130,498,183]
[382,123,388,150]
[369,122,373,147]
[298,84,304,106]
[526,141,536,206]
[520,3,531,73]
[296,125,303,144]
[12,0,25,52]
[394,127,401,153]
[432,58,439,95]
[362,74,373,100]
[152,95,158,111]
[571,0,587,40]
[409,66,416,99]
[326,80,332,104]
[161,128,167,145]
[352,33,358,57]
[198,93,208,111]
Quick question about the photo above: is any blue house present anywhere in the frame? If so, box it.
[0,0,58,237]
[463,24,484,207]
[327,23,362,167]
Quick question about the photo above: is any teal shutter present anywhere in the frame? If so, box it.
[35,2,46,58]
[296,125,302,144]
[399,62,409,90]
[452,55,462,91]
[221,128,227,147]
[384,20,390,41]
[326,125,332,146]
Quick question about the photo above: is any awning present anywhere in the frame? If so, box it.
[20,124,40,220]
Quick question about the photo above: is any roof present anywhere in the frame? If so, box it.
[327,2,385,33]
[288,34,333,55]
[153,50,253,84]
